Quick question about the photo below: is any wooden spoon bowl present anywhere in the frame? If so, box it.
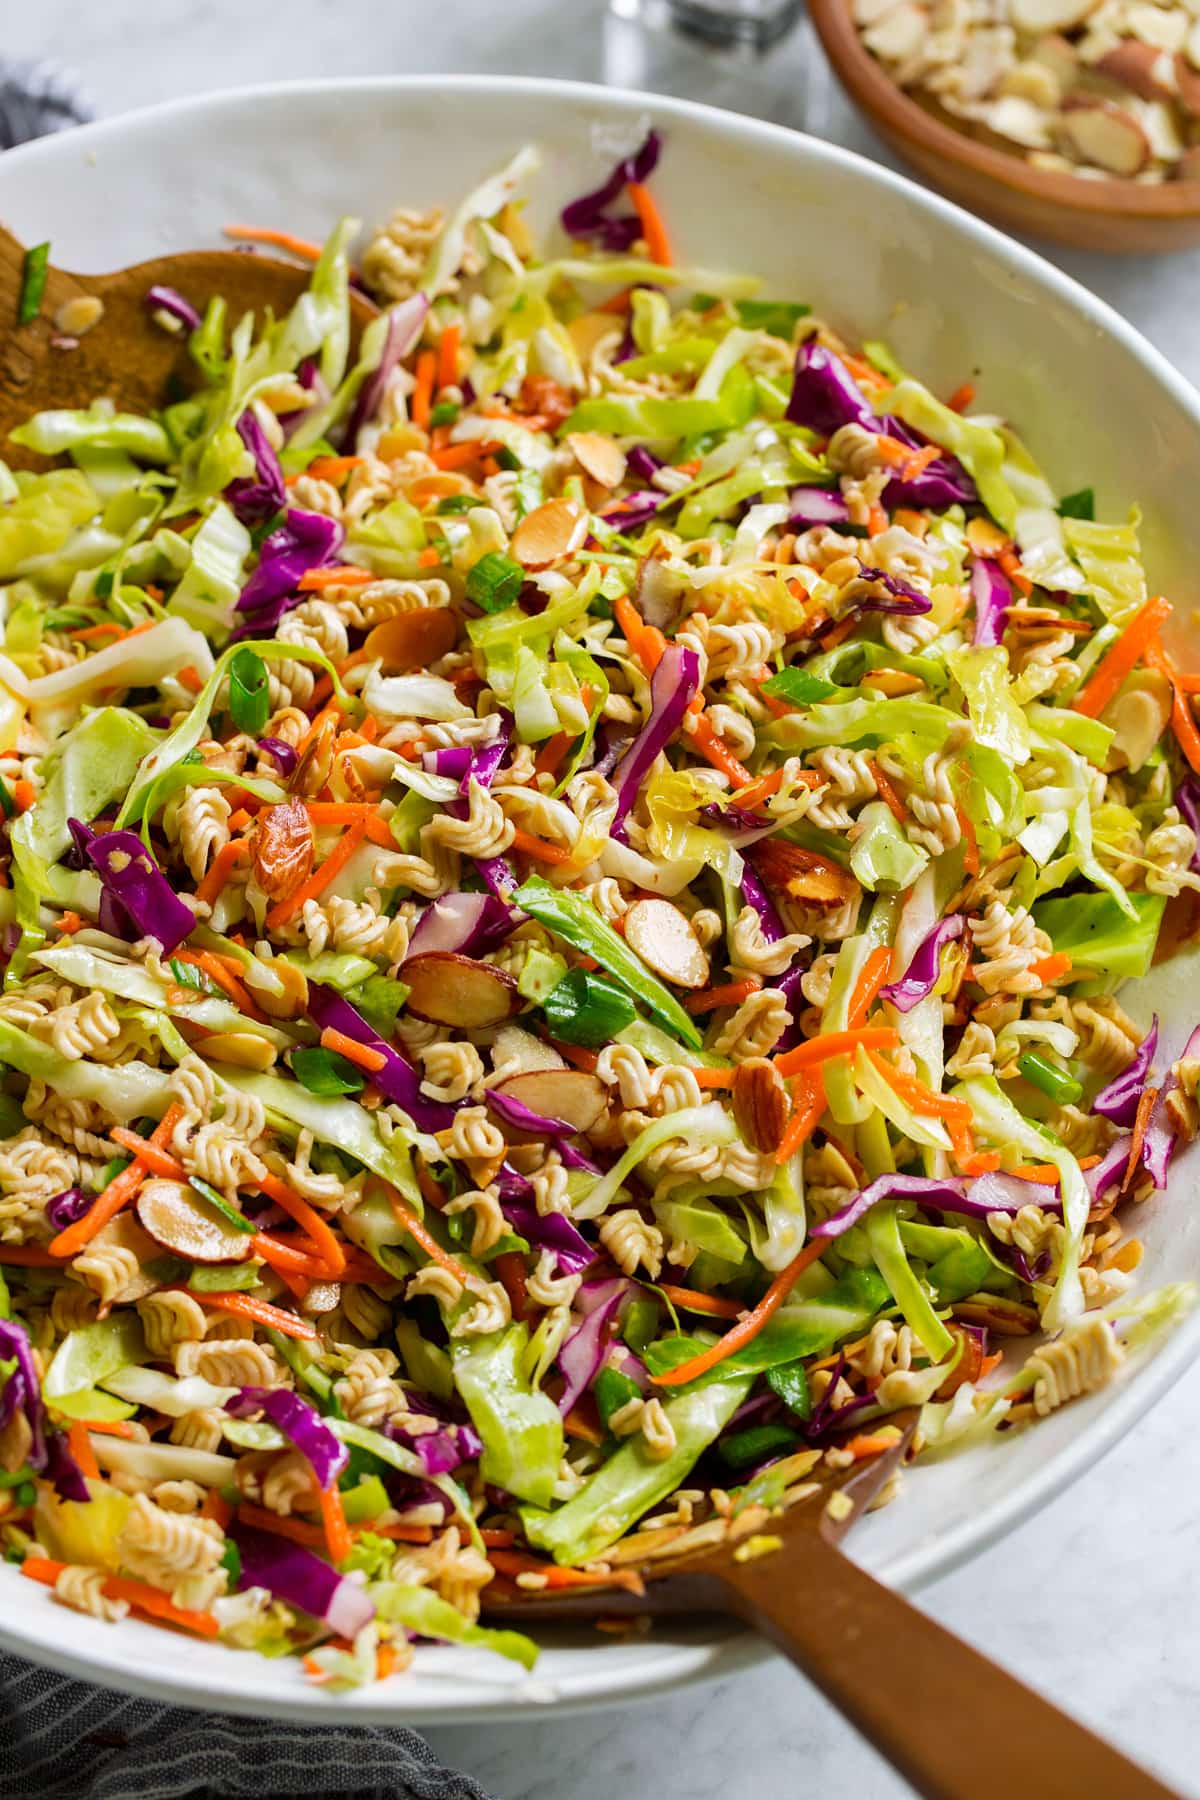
[808,0,1200,254]
[487,1412,1180,1798]
[0,227,377,465]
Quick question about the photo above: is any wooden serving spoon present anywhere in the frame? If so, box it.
[0,224,377,464]
[485,1415,1180,1800]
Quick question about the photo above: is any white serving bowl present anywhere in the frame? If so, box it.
[2,74,1199,1724]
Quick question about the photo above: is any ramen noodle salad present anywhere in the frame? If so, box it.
[0,130,1196,1686]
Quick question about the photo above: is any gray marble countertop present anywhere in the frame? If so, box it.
[7,3,1200,1794]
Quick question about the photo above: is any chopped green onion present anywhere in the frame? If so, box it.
[218,1539,242,1583]
[228,647,270,736]
[765,1360,812,1420]
[436,494,485,515]
[621,1296,660,1356]
[760,667,841,705]
[429,400,460,427]
[189,1259,261,1291]
[0,778,15,821]
[734,298,811,338]
[99,1155,131,1189]
[494,446,522,472]
[15,1481,36,1509]
[292,1044,365,1097]
[94,570,115,599]
[466,551,525,614]
[188,1175,257,1234]
[250,508,287,548]
[170,957,214,993]
[542,968,636,1047]
[1016,1052,1082,1106]
[717,1423,800,1471]
[593,1366,643,1432]
[17,243,50,327]
[1057,488,1095,522]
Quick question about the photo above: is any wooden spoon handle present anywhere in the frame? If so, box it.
[711,1532,1179,1800]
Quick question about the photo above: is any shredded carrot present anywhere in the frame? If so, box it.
[684,978,762,1015]
[103,1576,220,1637]
[186,1289,318,1339]
[865,1049,973,1123]
[429,440,501,472]
[733,766,787,812]
[376,1643,400,1681]
[266,817,366,929]
[69,621,125,641]
[305,456,365,485]
[257,1171,347,1277]
[847,946,893,1028]
[1011,1164,1061,1185]
[997,547,1033,597]
[0,1244,63,1266]
[625,180,672,265]
[384,1185,472,1286]
[550,1039,600,1073]
[202,1490,233,1528]
[843,1430,901,1461]
[959,1151,1002,1176]
[691,1067,735,1089]
[223,223,323,260]
[488,1549,644,1595]
[296,563,375,591]
[1126,1086,1158,1190]
[612,594,666,676]
[494,1249,530,1323]
[252,1232,332,1282]
[54,911,85,936]
[11,778,34,812]
[658,1284,744,1320]
[867,759,907,823]
[20,1558,67,1586]
[1030,952,1072,986]
[532,732,573,782]
[654,1236,832,1388]
[295,698,342,758]
[171,948,264,1021]
[1145,637,1200,776]
[874,434,908,468]
[109,1126,187,1182]
[688,712,753,787]
[371,1522,437,1543]
[51,1105,183,1257]
[1078,1154,1102,1171]
[318,1485,353,1565]
[481,1528,517,1549]
[67,1420,100,1482]
[595,287,634,315]
[509,827,573,866]
[319,1025,387,1075]
[867,502,889,537]
[773,1027,899,1077]
[1073,595,1173,718]
[899,444,940,483]
[947,382,976,413]
[955,800,980,877]
[437,322,461,391]
[416,546,442,568]
[775,1069,827,1163]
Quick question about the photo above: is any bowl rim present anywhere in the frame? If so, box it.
[1,70,1200,1722]
[808,0,1200,220]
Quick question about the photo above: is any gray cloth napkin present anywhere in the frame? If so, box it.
[0,57,497,1800]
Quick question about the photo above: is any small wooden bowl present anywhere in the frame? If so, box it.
[808,0,1200,253]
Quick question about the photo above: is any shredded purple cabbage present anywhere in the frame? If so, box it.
[0,1316,46,1470]
[233,507,344,638]
[970,558,1011,649]
[556,1278,630,1417]
[44,1187,92,1233]
[406,891,516,961]
[345,292,429,448]
[306,985,455,1131]
[560,129,661,248]
[1092,1017,1158,1128]
[225,1387,348,1490]
[785,342,876,436]
[231,1522,374,1636]
[815,1169,1062,1241]
[485,1088,576,1140]
[144,284,201,333]
[881,915,964,1013]
[68,819,194,955]
[258,736,298,778]
[44,1430,92,1502]
[500,1199,594,1275]
[610,643,700,835]
[227,409,286,524]
[787,486,852,530]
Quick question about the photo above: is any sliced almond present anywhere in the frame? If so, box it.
[403,952,519,1028]
[754,840,859,909]
[966,517,1010,557]
[1011,0,1097,31]
[623,898,710,991]
[510,499,588,570]
[493,1069,607,1134]
[634,552,690,632]
[1174,53,1200,117]
[567,432,626,490]
[1098,41,1175,102]
[1101,667,1172,773]
[196,1030,278,1071]
[862,1,929,62]
[568,312,621,362]
[491,1023,566,1075]
[364,606,458,671]
[136,1179,252,1264]
[732,1058,789,1155]
[1057,100,1151,176]
[859,668,926,697]
[998,58,1062,110]
[1032,33,1080,86]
